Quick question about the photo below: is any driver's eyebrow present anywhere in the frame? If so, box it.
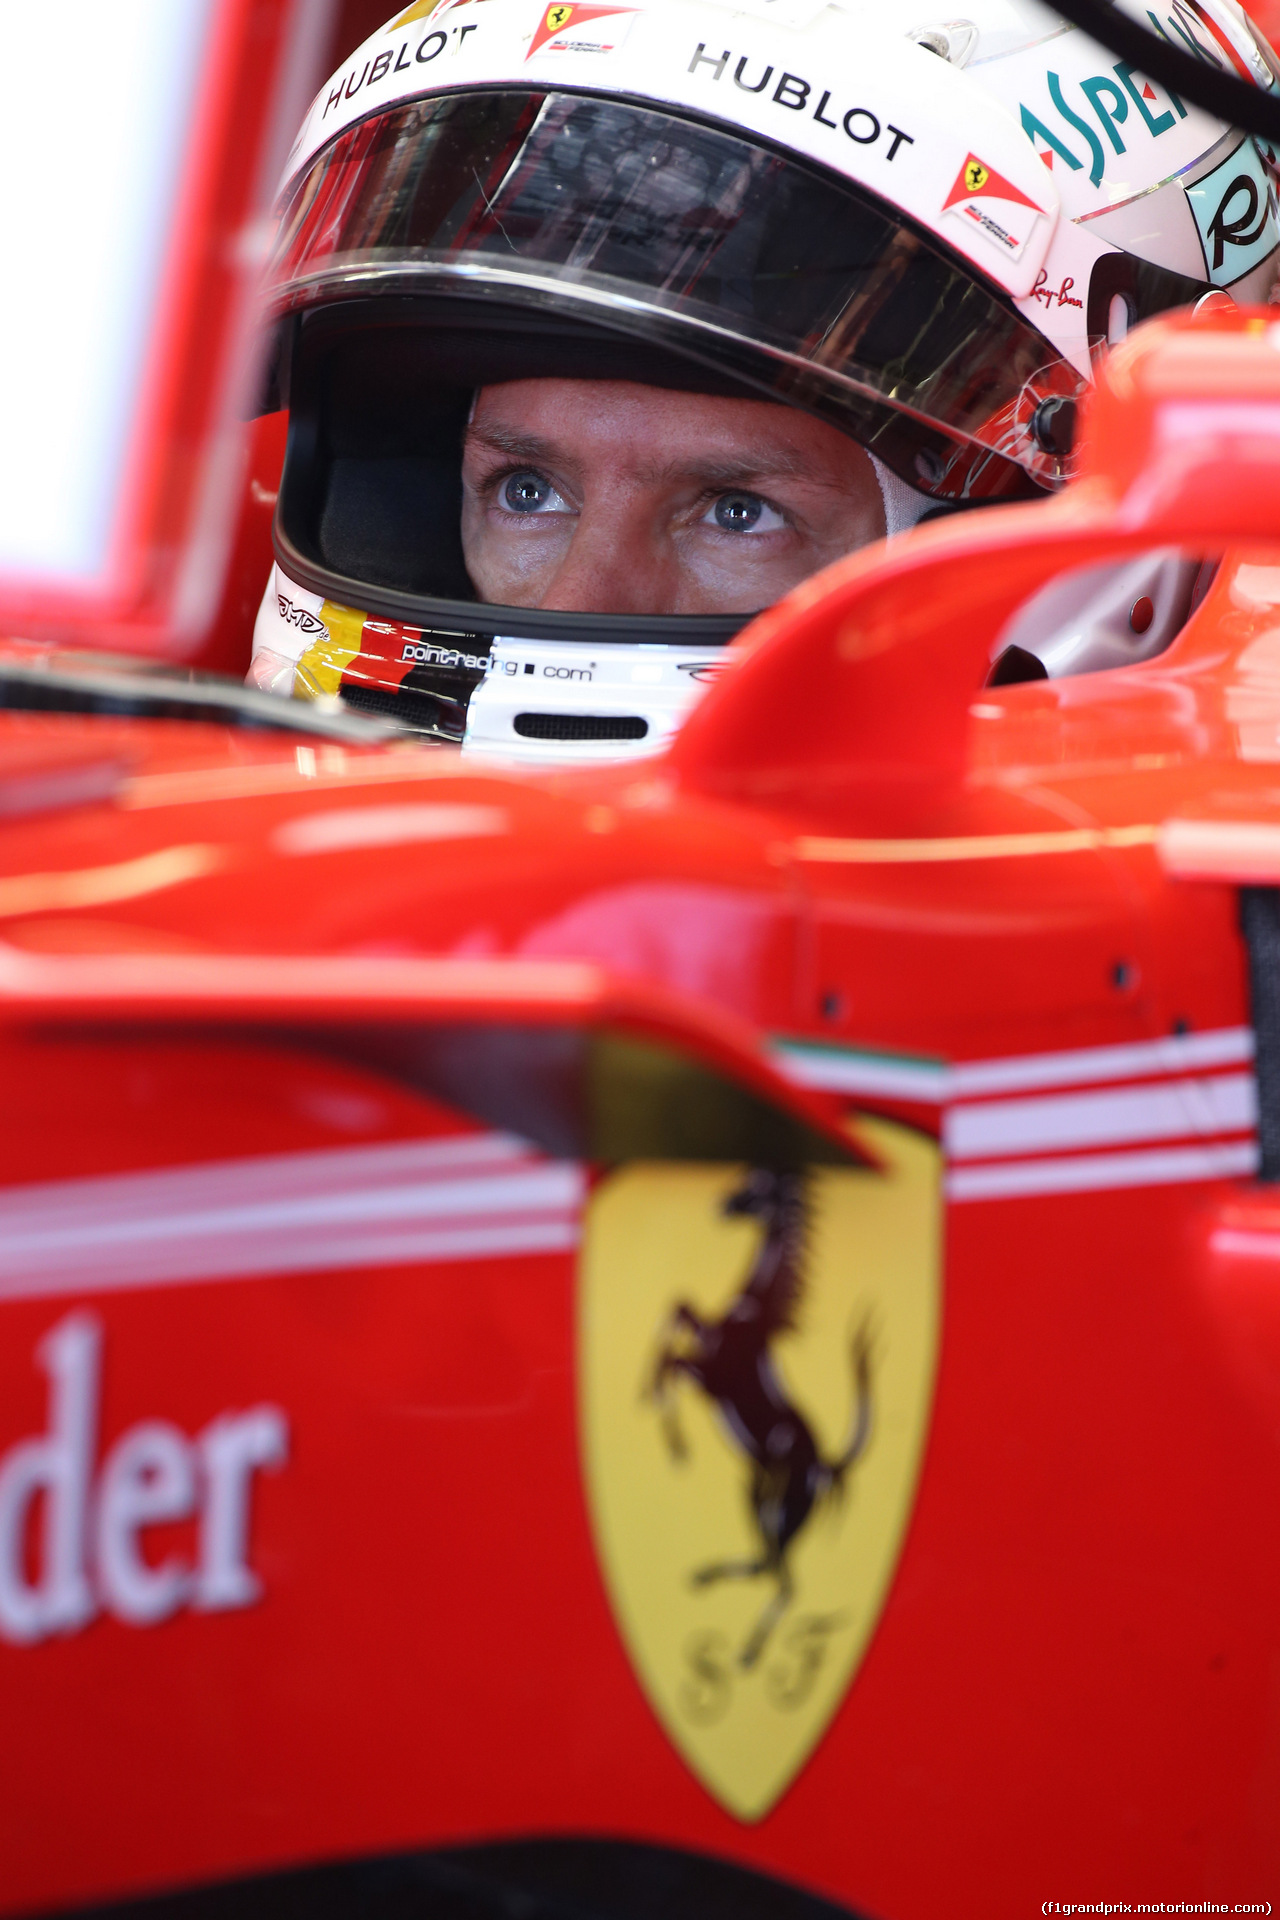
[637,451,810,490]
[466,424,814,492]
[464,423,572,472]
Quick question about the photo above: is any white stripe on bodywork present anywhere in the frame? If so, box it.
[947,1140,1259,1201]
[776,1025,1258,1199]
[0,1133,583,1300]
[946,1072,1257,1161]
[950,1027,1254,1098]
[0,1131,534,1233]
[0,1021,1262,1292]
[774,1026,1254,1105]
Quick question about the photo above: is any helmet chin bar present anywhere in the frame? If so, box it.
[259,549,746,757]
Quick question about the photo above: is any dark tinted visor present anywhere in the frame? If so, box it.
[269,90,1080,497]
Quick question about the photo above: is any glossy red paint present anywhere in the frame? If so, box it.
[5,312,1280,1917]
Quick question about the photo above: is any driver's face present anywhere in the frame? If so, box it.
[460,379,885,615]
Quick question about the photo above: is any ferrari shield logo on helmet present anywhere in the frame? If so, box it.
[941,151,1045,262]
[579,1117,942,1821]
[527,0,637,58]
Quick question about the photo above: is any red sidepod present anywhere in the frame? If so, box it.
[1,311,1280,1916]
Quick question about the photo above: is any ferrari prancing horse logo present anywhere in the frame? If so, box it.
[649,1167,874,1674]
[580,1118,942,1821]
[942,151,1045,215]
[526,0,637,56]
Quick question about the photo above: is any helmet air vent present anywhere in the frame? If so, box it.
[906,20,978,66]
[514,713,649,741]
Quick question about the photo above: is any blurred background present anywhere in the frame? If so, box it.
[328,0,402,62]
[201,0,403,681]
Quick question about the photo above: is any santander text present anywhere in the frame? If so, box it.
[0,1313,288,1644]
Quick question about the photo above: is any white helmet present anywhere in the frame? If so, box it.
[250,0,1279,754]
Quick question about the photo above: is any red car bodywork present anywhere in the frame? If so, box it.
[4,312,1280,1917]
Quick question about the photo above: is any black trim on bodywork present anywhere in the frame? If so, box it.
[66,1838,877,1920]
[1241,886,1280,1178]
[0,660,396,744]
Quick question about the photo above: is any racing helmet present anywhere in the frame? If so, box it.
[252,0,1280,756]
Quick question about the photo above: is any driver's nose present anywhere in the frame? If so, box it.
[537,501,679,616]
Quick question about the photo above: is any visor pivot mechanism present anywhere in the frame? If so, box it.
[1029,395,1077,459]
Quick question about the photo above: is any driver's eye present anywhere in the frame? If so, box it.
[501,469,568,514]
[707,492,785,534]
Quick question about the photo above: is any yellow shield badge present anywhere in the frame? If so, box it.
[580,1117,942,1822]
